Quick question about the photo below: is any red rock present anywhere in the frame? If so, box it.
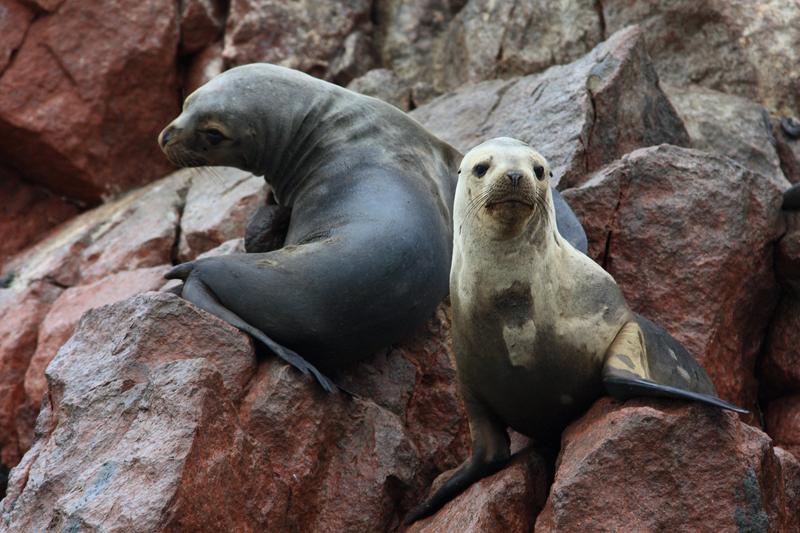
[7,169,190,287]
[1,293,258,531]
[0,0,33,73]
[564,145,784,410]
[0,171,78,272]
[21,266,171,441]
[665,84,788,186]
[0,282,60,467]
[765,396,800,461]
[535,398,796,532]
[179,0,224,54]
[602,0,800,115]
[177,168,266,262]
[761,296,800,396]
[184,41,224,93]
[411,26,689,189]
[19,0,62,11]
[430,0,602,94]
[224,0,373,83]
[0,293,467,530]
[0,0,180,202]
[774,447,800,531]
[347,69,412,110]
[407,450,548,533]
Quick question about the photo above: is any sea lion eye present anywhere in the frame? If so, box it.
[202,128,226,145]
[534,165,545,180]
[473,163,489,177]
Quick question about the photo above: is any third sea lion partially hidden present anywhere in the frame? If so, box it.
[405,137,746,523]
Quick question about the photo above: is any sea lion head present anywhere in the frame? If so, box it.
[158,68,264,173]
[455,137,553,240]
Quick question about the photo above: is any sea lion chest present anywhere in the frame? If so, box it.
[452,245,627,438]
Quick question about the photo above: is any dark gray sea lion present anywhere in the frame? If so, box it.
[158,65,588,391]
[405,137,746,523]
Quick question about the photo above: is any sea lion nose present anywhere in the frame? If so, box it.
[159,126,175,149]
[506,170,523,187]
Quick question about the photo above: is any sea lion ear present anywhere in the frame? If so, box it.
[549,169,553,178]
[457,169,461,175]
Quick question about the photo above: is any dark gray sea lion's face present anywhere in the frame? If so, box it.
[456,137,552,240]
[158,71,263,172]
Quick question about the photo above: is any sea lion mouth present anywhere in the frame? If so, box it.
[485,199,534,210]
[163,144,208,168]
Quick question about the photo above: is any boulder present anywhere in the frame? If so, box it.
[347,68,411,111]
[765,396,800,462]
[374,0,602,100]
[410,26,689,189]
[664,84,788,186]
[223,0,374,83]
[20,266,171,451]
[1,293,468,531]
[0,282,61,467]
[602,0,800,115]
[184,41,224,93]
[0,172,78,272]
[176,168,266,262]
[429,0,602,94]
[564,145,784,409]
[535,398,799,532]
[0,0,181,202]
[0,0,34,74]
[407,449,548,533]
[760,296,800,397]
[179,0,224,54]
[5,169,191,288]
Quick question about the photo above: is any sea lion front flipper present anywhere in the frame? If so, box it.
[404,389,510,524]
[180,271,337,393]
[602,318,748,414]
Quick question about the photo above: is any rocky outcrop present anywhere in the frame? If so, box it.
[564,145,784,410]
[535,398,799,532]
[410,26,689,189]
[223,0,374,83]
[0,171,77,272]
[176,168,265,262]
[0,293,468,532]
[602,0,800,116]
[665,84,788,186]
[2,4,799,531]
[0,0,181,203]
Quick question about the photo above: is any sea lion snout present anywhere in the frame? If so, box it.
[158,124,176,149]
[506,170,523,187]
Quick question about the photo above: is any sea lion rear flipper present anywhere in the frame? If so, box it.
[603,375,748,413]
[181,272,337,393]
[602,319,748,414]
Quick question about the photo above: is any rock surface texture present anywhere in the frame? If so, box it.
[2,2,799,531]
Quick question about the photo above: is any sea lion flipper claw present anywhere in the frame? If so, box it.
[180,273,337,393]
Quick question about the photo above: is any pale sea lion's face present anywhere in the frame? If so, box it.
[456,138,552,240]
[157,72,262,172]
